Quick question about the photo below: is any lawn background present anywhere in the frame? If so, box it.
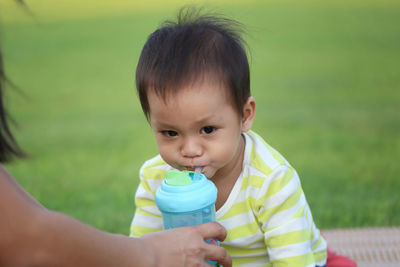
[1,0,399,234]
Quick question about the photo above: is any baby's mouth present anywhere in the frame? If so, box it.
[185,166,203,172]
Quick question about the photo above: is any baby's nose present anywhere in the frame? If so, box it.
[181,137,202,158]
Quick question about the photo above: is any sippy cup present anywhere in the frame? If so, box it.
[155,170,220,266]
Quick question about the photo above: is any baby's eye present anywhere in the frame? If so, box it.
[161,130,178,137]
[201,126,216,135]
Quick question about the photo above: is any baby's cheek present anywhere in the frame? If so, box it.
[212,141,236,163]
[159,149,175,164]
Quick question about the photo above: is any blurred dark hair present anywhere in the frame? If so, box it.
[136,6,250,120]
[0,8,26,162]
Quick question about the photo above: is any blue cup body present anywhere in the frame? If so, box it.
[155,171,219,266]
[161,204,216,229]
[155,171,218,223]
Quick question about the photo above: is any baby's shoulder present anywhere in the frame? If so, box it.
[244,131,291,176]
[140,155,171,181]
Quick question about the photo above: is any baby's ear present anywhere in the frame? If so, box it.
[241,97,256,132]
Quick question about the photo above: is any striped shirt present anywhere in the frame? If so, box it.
[130,131,327,266]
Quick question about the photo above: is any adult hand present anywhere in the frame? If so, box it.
[141,222,231,267]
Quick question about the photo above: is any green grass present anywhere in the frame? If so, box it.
[2,1,400,234]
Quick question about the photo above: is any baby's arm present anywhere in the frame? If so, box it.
[130,164,165,237]
[258,165,326,267]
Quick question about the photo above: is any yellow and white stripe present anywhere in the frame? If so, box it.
[130,131,327,266]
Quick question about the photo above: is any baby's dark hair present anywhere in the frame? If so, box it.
[136,7,250,120]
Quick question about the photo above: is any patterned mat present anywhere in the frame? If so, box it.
[322,227,400,267]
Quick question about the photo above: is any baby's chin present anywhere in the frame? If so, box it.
[200,168,217,180]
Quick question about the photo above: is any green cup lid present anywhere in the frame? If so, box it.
[165,170,193,185]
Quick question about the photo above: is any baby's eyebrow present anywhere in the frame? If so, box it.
[149,119,173,127]
[196,115,223,124]
[153,122,176,129]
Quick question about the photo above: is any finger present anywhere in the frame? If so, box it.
[203,243,232,267]
[195,222,227,242]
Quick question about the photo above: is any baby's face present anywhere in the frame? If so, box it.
[147,81,249,181]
